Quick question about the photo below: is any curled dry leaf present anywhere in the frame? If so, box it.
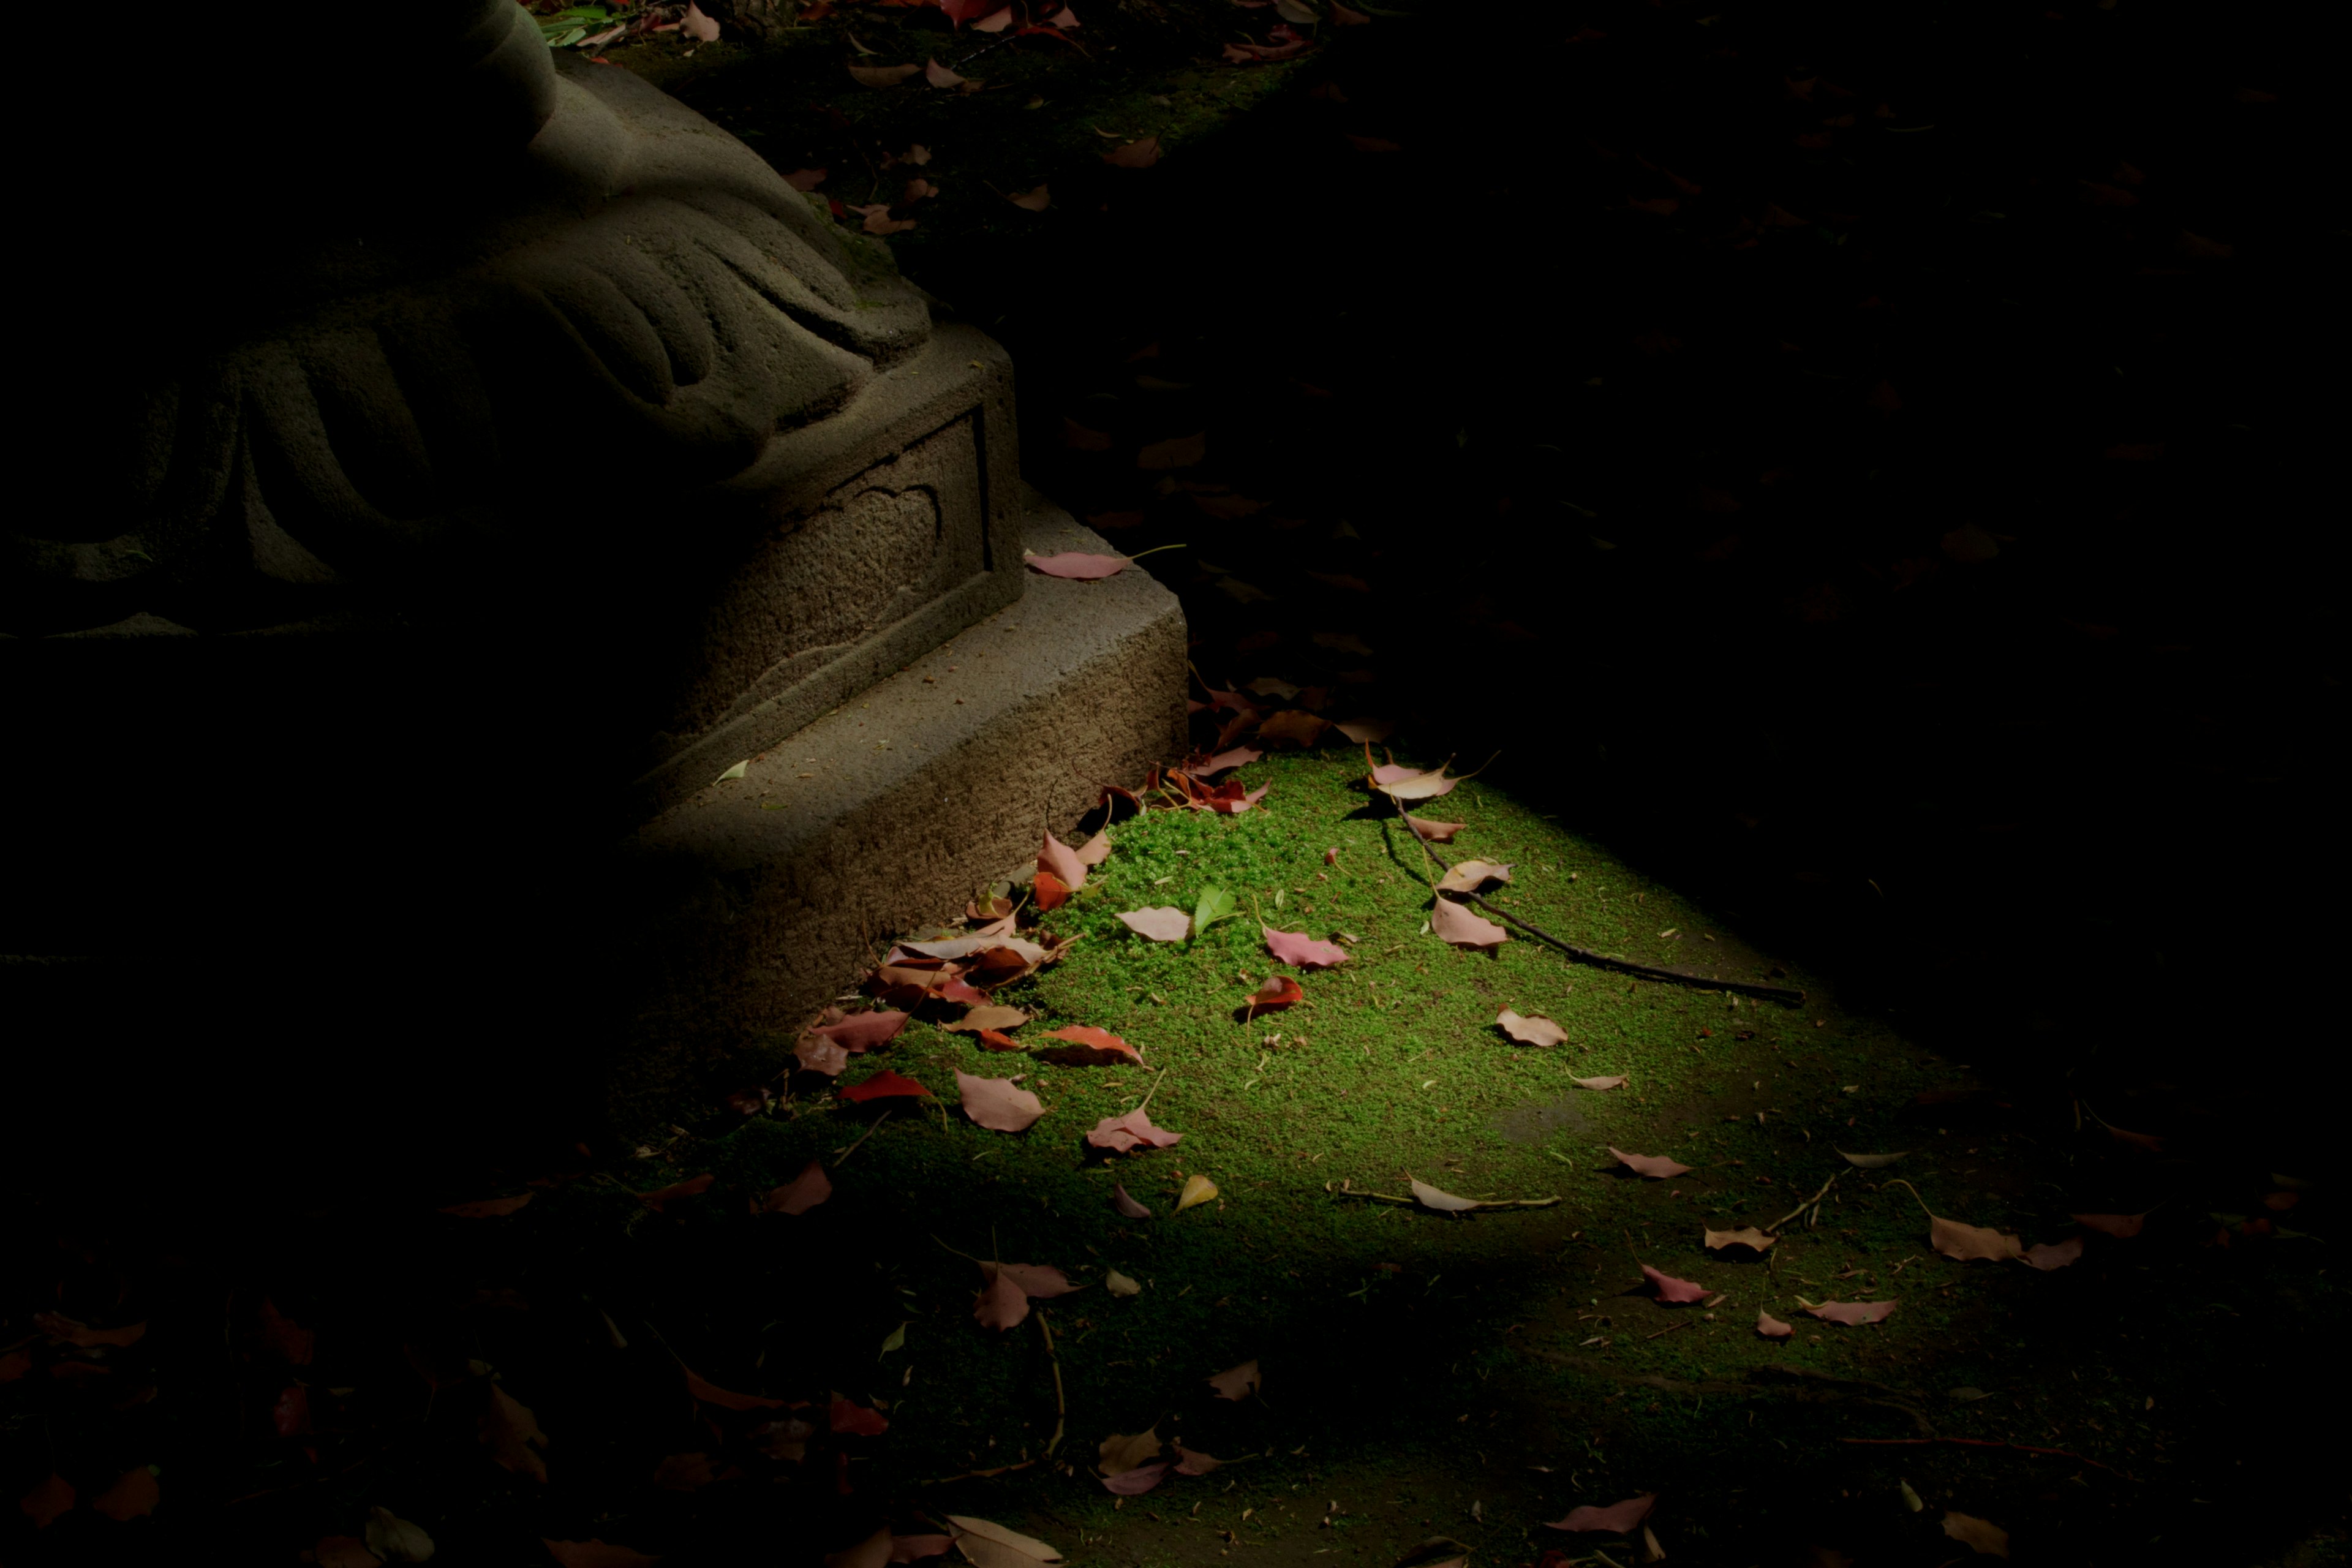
[946,1515,1065,1568]
[2071,1211,2149,1238]
[1932,1215,2024,1264]
[946,1005,1030,1035]
[1431,899,1509,949]
[1496,1009,1566,1047]
[1807,1298,1899,1325]
[1410,1179,1482,1213]
[841,1069,934,1104]
[480,1385,549,1482]
[1034,1027,1144,1066]
[1244,976,1305,1016]
[760,1161,832,1215]
[1088,1108,1182,1153]
[1642,1264,1707,1303]
[1098,1425,1163,1476]
[1940,1512,2011,1558]
[1176,1173,1219,1211]
[2022,1235,2084,1270]
[1207,1359,1261,1400]
[1105,1269,1142,1297]
[440,1194,532,1218]
[1259,929,1336,979]
[1103,1461,1170,1495]
[1436,860,1512,894]
[955,1070,1046,1133]
[1756,1310,1795,1340]
[1406,815,1464,842]
[1838,1150,1909,1169]
[1544,1494,1657,1533]
[1610,1147,1693,1179]
[1025,551,1128,580]
[1572,1075,1628,1091]
[1705,1226,1777,1253]
[1118,907,1193,943]
[1112,1184,1153,1218]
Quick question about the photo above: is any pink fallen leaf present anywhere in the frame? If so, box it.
[1243,976,1305,1015]
[970,5,1015,29]
[796,1034,849,1076]
[1008,184,1051,211]
[1756,1310,1795,1339]
[1118,907,1192,943]
[830,1396,889,1436]
[1611,1147,1692,1178]
[759,1161,832,1216]
[1047,3,1079,21]
[1025,551,1128,580]
[1098,1425,1162,1475]
[1102,1461,1169,1494]
[681,1,720,39]
[973,1271,1030,1330]
[1544,1494,1656,1533]
[1436,860,1512,894]
[1807,1298,1899,1325]
[1406,815,1464,842]
[1642,1264,1707,1303]
[813,1010,911,1052]
[1039,829,1090,890]
[848,62,922,88]
[840,1069,933,1104]
[2022,1236,2084,1270]
[1207,1360,1260,1400]
[1034,1027,1144,1066]
[441,1194,533,1218]
[1572,1075,1628,1091]
[1137,431,1207,470]
[1704,1227,1776,1253]
[2071,1211,2149,1238]
[1496,1009,1565,1047]
[1410,1179,1482,1212]
[1265,926,1350,968]
[1431,899,1508,949]
[924,58,968,88]
[636,1173,715,1210]
[1102,136,1162,168]
[1087,1108,1182,1153]
[1932,1215,2023,1264]
[1197,745,1263,774]
[1075,831,1112,866]
[954,1070,1045,1133]
[1941,1511,2010,1557]
[1173,1443,1222,1475]
[891,1537,956,1564]
[1112,1184,1153,1218]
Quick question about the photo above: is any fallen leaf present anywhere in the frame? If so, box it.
[1838,1150,1909,1169]
[924,58,969,88]
[813,1010,912,1052]
[1034,829,1090,891]
[1102,1461,1170,1494]
[1034,1027,1144,1066]
[1008,184,1051,211]
[1025,551,1128,580]
[1496,1009,1566,1047]
[544,1542,662,1568]
[796,1035,850,1076]
[1940,1511,2010,1557]
[636,1173,714,1210]
[827,1526,894,1568]
[258,1297,315,1364]
[1137,432,1207,470]
[1173,1442,1222,1474]
[1431,899,1508,949]
[1118,907,1192,942]
[1207,1360,1261,1400]
[480,1386,549,1482]
[2071,1211,2149,1238]
[1265,926,1350,968]
[1106,1269,1142,1297]
[1102,136,1163,168]
[1406,815,1464,842]
[1242,976,1305,1016]
[440,1194,533,1218]
[1611,1147,1692,1178]
[20,1472,72,1528]
[2022,1236,2084,1270]
[955,1071,1046,1133]
[760,1161,832,1216]
[842,1069,935,1104]
[849,62,922,88]
[1932,1215,2023,1264]
[1756,1310,1795,1339]
[1196,745,1263,774]
[1545,1494,1656,1532]
[1807,1298,1899,1325]
[1075,831,1112,866]
[1177,1173,1219,1211]
[1112,1184,1153,1218]
[946,1005,1031,1035]
[947,1514,1065,1568]
[1193,886,1239,934]
[1411,1180,1481,1213]
[1259,709,1330,747]
[893,1536,956,1564]
[1642,1264,1708,1303]
[1705,1227,1777,1253]
[313,1537,382,1568]
[1032,870,1072,911]
[1436,860,1512,893]
[683,1365,786,1411]
[1572,1075,1628,1091]
[1088,1109,1182,1153]
[831,1396,889,1436]
[1099,1425,1163,1476]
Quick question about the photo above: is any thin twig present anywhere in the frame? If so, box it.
[1393,810,1806,1004]
[1038,1307,1066,1457]
[831,1107,894,1166]
[1133,1066,1170,1115]
[1767,1170,1842,1234]
[1643,1319,1694,1341]
[1838,1436,2130,1479]
[1328,1188,1561,1211]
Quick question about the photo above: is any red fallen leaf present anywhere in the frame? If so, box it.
[1868,380,1903,414]
[20,1471,73,1527]
[1137,431,1207,470]
[1545,1494,1656,1532]
[1197,745,1264,775]
[544,1542,663,1568]
[1102,136,1163,168]
[1807,1298,1898,1325]
[1940,1512,2010,1557]
[937,0,1000,21]
[1033,870,1072,911]
[1496,1010,1566,1047]
[480,1385,549,1482]
[1207,1360,1261,1400]
[1932,1215,2023,1263]
[1566,24,1607,40]
[956,1069,1046,1133]
[1431,899,1508,949]
[1008,184,1051,211]
[759,1160,832,1216]
[636,1173,715,1210]
[1047,3,1080,23]
[1224,36,1309,60]
[1757,1310,1795,1339]
[1027,550,1128,579]
[974,1029,1024,1052]
[1118,907,1192,942]
[1642,1265,1707,1304]
[2022,1236,2083,1270]
[34,1313,147,1349]
[1244,976,1305,1016]
[266,1300,318,1362]
[848,62,922,88]
[831,1396,889,1436]
[1628,197,1679,216]
[813,1010,911,1052]
[842,1069,935,1104]
[1088,1107,1182,1153]
[1104,1461,1170,1494]
[1113,1184,1153,1218]
[440,1193,533,1218]
[1610,1147,1692,1179]
[1035,1027,1144,1066]
[1259,709,1330,747]
[892,1536,956,1564]
[273,1383,312,1438]
[1572,1075,1627,1091]
[1406,815,1464,842]
[1265,926,1349,968]
[1170,771,1271,815]
[683,1365,786,1411]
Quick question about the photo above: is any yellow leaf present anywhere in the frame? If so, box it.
[1176,1174,1219,1212]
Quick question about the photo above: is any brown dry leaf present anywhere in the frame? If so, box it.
[313,1537,382,1568]
[1098,1425,1163,1476]
[1259,709,1330,747]
[759,1160,832,1216]
[796,1034,850,1076]
[1756,1310,1795,1339]
[947,1515,1065,1568]
[946,1005,1030,1034]
[1032,871,1072,913]
[955,1071,1046,1133]
[1033,1026,1144,1066]
[1572,1074,1628,1091]
[1176,1173,1219,1211]
[1437,860,1512,894]
[1117,907,1192,943]
[849,62,922,88]
[1496,1009,1566,1047]
[1610,1147,1692,1179]
[1705,1226,1777,1253]
[1807,1298,1899,1325]
[1102,136,1163,168]
[1431,899,1508,949]
[1932,1215,2023,1263]
[2022,1236,2084,1270]
[1940,1512,2010,1557]
[892,1536,956,1564]
[1172,1442,1222,1475]
[636,1173,715,1210]
[1207,1359,1261,1400]
[925,58,968,88]
[1406,815,1464,842]
[480,1385,549,1482]
[1008,184,1051,212]
[1409,1180,1482,1212]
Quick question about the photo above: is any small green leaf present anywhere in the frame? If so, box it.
[880,1321,908,1358]
[1192,886,1237,937]
[716,760,748,783]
